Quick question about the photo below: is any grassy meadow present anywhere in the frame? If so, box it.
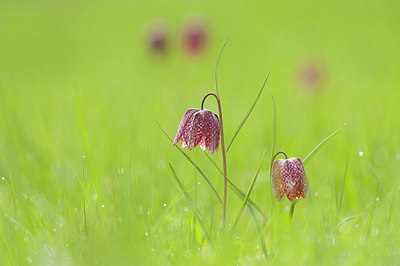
[1,0,400,264]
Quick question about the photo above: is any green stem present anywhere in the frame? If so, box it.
[201,92,228,229]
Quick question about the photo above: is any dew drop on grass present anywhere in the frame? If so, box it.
[171,253,174,257]
[359,151,364,157]
[82,154,85,159]
[163,203,167,207]
[376,197,379,201]
[145,232,148,236]
[147,211,150,215]
[1,177,4,180]
[101,204,105,208]
[314,192,319,197]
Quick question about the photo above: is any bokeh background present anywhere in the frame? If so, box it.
[1,0,400,264]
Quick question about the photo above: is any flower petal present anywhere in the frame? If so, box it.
[172,108,199,147]
[271,159,285,201]
[283,158,308,201]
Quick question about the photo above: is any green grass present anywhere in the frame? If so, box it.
[1,0,400,264]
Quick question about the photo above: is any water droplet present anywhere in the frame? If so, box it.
[1,177,4,180]
[101,204,105,208]
[82,154,85,159]
[147,211,150,215]
[236,236,240,239]
[145,232,148,236]
[359,151,364,157]
[376,197,379,201]
[163,203,167,207]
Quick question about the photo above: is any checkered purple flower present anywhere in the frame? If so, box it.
[271,157,309,202]
[172,108,220,153]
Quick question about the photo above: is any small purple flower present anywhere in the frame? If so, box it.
[271,157,309,202]
[172,108,220,153]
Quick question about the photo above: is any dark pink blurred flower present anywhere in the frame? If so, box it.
[172,108,220,153]
[297,60,327,92]
[271,157,309,202]
[182,21,207,56]
[147,21,168,54]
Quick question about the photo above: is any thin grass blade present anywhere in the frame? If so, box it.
[266,86,277,164]
[337,156,348,212]
[303,123,347,165]
[168,163,213,245]
[226,73,270,153]
[215,36,230,98]
[248,205,268,258]
[233,148,269,230]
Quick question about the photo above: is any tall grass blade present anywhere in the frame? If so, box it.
[226,73,270,153]
[303,123,347,165]
[233,148,269,230]
[215,36,230,98]
[153,117,222,205]
[168,163,213,245]
[266,86,277,164]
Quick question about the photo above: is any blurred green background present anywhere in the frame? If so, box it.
[1,0,400,264]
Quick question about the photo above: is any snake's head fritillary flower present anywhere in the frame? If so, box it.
[271,156,309,202]
[172,108,220,153]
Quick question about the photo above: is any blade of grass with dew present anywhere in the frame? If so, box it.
[154,116,268,220]
[226,72,270,153]
[367,184,380,238]
[232,147,269,231]
[168,163,213,245]
[303,123,347,165]
[153,116,222,205]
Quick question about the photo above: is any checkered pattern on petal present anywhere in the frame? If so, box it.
[271,157,309,202]
[172,108,220,153]
[271,159,285,201]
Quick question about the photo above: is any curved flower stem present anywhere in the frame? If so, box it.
[271,151,288,167]
[201,92,228,229]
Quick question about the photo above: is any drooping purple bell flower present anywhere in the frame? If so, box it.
[271,157,309,202]
[172,108,220,153]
